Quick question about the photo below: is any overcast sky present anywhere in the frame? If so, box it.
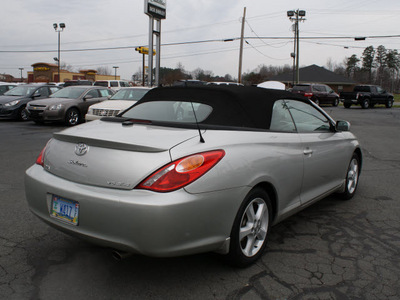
[1,0,399,81]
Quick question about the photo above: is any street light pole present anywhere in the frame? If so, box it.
[113,66,119,80]
[287,10,306,85]
[53,23,66,82]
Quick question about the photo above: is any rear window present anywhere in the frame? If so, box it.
[94,81,108,87]
[354,86,371,92]
[292,85,311,92]
[122,101,213,123]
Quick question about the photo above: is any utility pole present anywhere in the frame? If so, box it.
[238,7,246,84]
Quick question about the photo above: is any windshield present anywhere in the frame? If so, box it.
[122,101,213,123]
[4,86,37,96]
[111,89,150,101]
[50,87,87,99]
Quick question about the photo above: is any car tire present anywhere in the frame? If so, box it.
[337,153,361,200]
[227,187,272,267]
[17,106,29,121]
[361,98,370,109]
[332,98,339,107]
[65,108,80,126]
[344,103,351,108]
[314,98,320,106]
[386,98,393,108]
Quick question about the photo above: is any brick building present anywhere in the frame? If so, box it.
[27,62,120,83]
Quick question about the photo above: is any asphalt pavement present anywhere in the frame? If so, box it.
[1,106,399,300]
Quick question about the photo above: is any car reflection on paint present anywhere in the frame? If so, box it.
[25,85,362,266]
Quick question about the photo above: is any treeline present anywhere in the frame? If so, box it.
[343,45,399,92]
[133,45,400,91]
[134,64,292,86]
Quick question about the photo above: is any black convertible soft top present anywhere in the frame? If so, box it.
[134,85,308,130]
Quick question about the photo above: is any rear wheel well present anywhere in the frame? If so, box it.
[354,148,363,174]
[253,182,278,222]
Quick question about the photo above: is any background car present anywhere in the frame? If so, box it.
[26,86,114,126]
[291,83,340,106]
[93,80,130,91]
[25,86,361,266]
[0,82,17,95]
[63,80,93,87]
[0,84,61,121]
[85,87,151,121]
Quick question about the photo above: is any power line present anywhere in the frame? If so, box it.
[1,34,399,54]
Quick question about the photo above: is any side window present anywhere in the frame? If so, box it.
[285,100,331,133]
[37,87,49,97]
[50,87,60,94]
[270,100,296,132]
[86,89,99,98]
[99,89,110,97]
[110,81,118,87]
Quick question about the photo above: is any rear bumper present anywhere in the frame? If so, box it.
[25,164,248,257]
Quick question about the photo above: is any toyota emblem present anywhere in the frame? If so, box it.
[74,143,89,156]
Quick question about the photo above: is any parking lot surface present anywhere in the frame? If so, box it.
[1,106,399,300]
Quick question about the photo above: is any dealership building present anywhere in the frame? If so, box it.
[27,62,120,83]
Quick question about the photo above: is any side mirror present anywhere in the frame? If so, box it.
[83,95,94,101]
[336,120,350,132]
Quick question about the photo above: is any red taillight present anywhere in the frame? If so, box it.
[35,146,46,167]
[304,92,313,98]
[136,150,225,192]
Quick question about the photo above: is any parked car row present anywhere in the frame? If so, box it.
[0,83,150,125]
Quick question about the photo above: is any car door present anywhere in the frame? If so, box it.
[285,99,350,204]
[269,100,303,213]
[79,89,103,114]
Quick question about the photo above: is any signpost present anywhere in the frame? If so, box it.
[144,0,166,87]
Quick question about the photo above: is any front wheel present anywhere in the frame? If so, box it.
[344,103,351,108]
[337,153,361,200]
[18,106,29,121]
[227,188,272,267]
[65,108,80,126]
[332,98,339,107]
[361,98,370,109]
[386,98,393,108]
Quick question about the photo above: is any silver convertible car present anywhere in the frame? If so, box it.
[25,86,362,266]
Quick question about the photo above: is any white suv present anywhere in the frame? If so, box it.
[85,87,151,121]
[93,80,131,91]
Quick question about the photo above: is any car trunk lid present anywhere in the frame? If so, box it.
[43,120,200,189]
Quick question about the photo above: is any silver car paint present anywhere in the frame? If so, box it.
[25,110,359,257]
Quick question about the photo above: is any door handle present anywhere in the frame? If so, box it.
[303,148,313,155]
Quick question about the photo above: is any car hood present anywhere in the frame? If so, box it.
[0,95,23,103]
[89,100,135,111]
[29,97,74,107]
[43,120,202,189]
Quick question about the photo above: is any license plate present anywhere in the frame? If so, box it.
[51,195,79,226]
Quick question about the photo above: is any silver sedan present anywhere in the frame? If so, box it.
[25,86,361,266]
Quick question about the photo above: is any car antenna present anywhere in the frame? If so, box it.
[190,102,205,143]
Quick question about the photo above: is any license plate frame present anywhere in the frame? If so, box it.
[50,195,79,226]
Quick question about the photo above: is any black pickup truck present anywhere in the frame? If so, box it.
[340,85,394,109]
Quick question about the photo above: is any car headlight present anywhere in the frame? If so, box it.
[4,100,21,107]
[49,104,64,110]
